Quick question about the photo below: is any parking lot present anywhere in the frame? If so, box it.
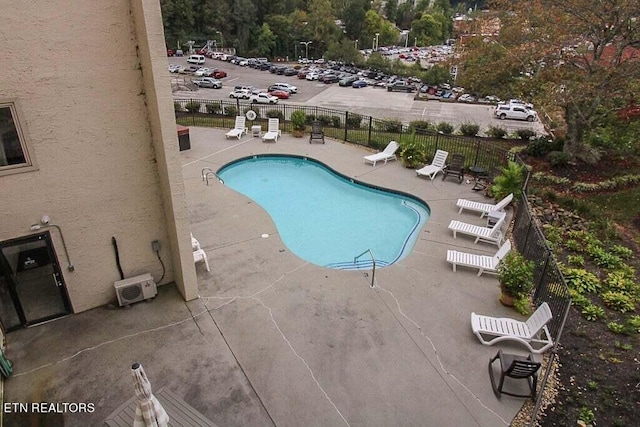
[168,56,546,136]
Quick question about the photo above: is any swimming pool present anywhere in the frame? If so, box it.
[217,155,430,269]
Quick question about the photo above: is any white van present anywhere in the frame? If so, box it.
[187,55,205,65]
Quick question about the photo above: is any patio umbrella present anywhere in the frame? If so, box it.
[131,363,169,427]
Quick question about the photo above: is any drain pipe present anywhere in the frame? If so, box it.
[111,237,125,280]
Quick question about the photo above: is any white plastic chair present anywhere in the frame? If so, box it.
[193,249,210,272]
[457,193,514,218]
[416,149,449,179]
[262,118,281,142]
[225,116,247,139]
[363,141,399,166]
[446,240,511,276]
[471,302,553,354]
[448,214,506,246]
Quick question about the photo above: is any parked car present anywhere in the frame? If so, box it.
[306,71,320,81]
[504,99,534,109]
[297,69,309,79]
[249,93,279,104]
[229,89,251,99]
[387,81,415,92]
[352,79,368,88]
[339,76,358,87]
[273,83,297,93]
[194,67,211,77]
[208,69,227,79]
[494,104,538,121]
[320,74,340,84]
[193,77,222,89]
[168,64,180,72]
[268,90,290,99]
[283,68,298,76]
[457,94,476,103]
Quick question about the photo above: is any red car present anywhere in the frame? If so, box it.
[268,90,290,99]
[208,69,227,79]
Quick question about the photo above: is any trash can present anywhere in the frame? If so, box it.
[177,124,190,151]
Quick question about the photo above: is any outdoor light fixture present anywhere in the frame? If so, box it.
[30,215,74,271]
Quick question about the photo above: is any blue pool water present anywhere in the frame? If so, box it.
[217,155,430,269]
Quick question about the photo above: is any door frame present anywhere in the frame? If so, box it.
[0,232,73,331]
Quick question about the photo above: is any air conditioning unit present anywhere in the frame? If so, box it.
[114,273,157,306]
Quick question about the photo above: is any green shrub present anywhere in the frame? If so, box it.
[290,110,307,132]
[582,305,605,321]
[567,254,585,266]
[486,125,507,139]
[266,109,284,119]
[514,297,532,315]
[224,105,238,117]
[498,251,535,298]
[588,246,622,269]
[174,101,184,112]
[610,244,633,259]
[516,129,536,140]
[205,102,222,114]
[561,267,601,294]
[409,120,433,134]
[305,114,316,124]
[604,271,637,294]
[569,289,591,308]
[548,151,569,168]
[459,122,480,137]
[398,134,427,168]
[602,291,636,313]
[627,315,640,333]
[331,116,341,128]
[491,161,526,200]
[578,407,596,424]
[315,115,332,126]
[607,322,626,334]
[185,101,201,113]
[436,122,454,134]
[381,119,403,133]
[346,113,363,128]
[525,137,555,157]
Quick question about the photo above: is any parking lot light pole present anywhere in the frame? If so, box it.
[375,33,380,50]
[300,41,312,60]
[355,39,358,49]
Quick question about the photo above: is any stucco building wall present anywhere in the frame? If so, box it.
[0,0,197,313]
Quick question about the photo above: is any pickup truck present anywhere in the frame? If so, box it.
[249,93,279,104]
[192,77,222,89]
[387,81,416,93]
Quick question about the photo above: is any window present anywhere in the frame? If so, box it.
[0,100,36,175]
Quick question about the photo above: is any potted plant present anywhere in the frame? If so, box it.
[398,134,426,168]
[491,160,526,200]
[497,250,535,308]
[290,110,307,137]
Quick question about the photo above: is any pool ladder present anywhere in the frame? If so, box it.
[201,168,223,185]
[354,249,376,288]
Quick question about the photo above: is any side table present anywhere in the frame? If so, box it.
[487,210,506,228]
[251,125,262,137]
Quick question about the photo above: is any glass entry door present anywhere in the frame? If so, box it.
[0,232,72,331]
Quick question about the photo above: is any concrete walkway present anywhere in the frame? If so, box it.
[3,127,528,426]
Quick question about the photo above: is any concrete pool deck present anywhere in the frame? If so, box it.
[3,127,530,426]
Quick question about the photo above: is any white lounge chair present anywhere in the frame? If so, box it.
[471,302,553,354]
[416,149,449,179]
[262,118,281,142]
[457,193,514,218]
[193,248,210,272]
[363,141,399,166]
[225,116,247,139]
[447,240,511,276]
[448,214,506,246]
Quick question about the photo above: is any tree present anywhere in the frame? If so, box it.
[160,0,195,48]
[307,0,341,55]
[486,0,640,164]
[343,0,369,40]
[254,23,277,57]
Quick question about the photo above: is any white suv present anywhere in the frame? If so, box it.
[494,104,538,121]
[273,83,298,93]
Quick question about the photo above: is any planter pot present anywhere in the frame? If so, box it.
[499,285,516,307]
[293,130,304,138]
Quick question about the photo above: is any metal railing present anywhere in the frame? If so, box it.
[354,249,376,288]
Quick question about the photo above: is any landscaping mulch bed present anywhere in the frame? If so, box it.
[519,153,640,426]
